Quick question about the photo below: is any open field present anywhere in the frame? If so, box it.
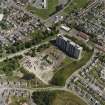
[9,96,28,105]
[27,0,59,19]
[51,50,93,86]
[21,45,66,84]
[32,90,87,105]
[27,0,89,19]
[52,91,87,105]
[64,0,89,14]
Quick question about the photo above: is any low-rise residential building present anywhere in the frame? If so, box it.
[77,32,89,42]
[60,25,71,32]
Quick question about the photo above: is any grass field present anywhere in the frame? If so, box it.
[27,0,89,19]
[64,0,89,14]
[51,50,93,86]
[52,91,87,105]
[27,0,59,19]
[32,90,87,105]
[9,96,27,105]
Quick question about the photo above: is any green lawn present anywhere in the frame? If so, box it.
[9,96,27,105]
[64,0,89,14]
[27,0,89,19]
[51,50,93,86]
[52,91,87,105]
[27,0,59,19]
[32,91,87,105]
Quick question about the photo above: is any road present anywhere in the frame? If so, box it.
[79,0,99,17]
[0,1,97,104]
[65,49,99,105]
[2,0,96,63]
[65,48,97,87]
[44,0,96,26]
[13,0,70,27]
[0,37,56,62]
[3,0,97,64]
[0,85,89,105]
[18,86,89,105]
[44,0,73,27]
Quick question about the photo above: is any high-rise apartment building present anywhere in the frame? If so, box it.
[56,35,83,59]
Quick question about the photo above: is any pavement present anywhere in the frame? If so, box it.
[0,0,97,105]
[65,48,97,88]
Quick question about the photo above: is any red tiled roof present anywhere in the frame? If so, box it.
[95,44,105,53]
[77,32,89,40]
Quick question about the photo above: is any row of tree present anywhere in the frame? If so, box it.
[4,26,58,54]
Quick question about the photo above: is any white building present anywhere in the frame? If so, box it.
[42,0,47,8]
[60,25,71,32]
[0,14,4,21]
